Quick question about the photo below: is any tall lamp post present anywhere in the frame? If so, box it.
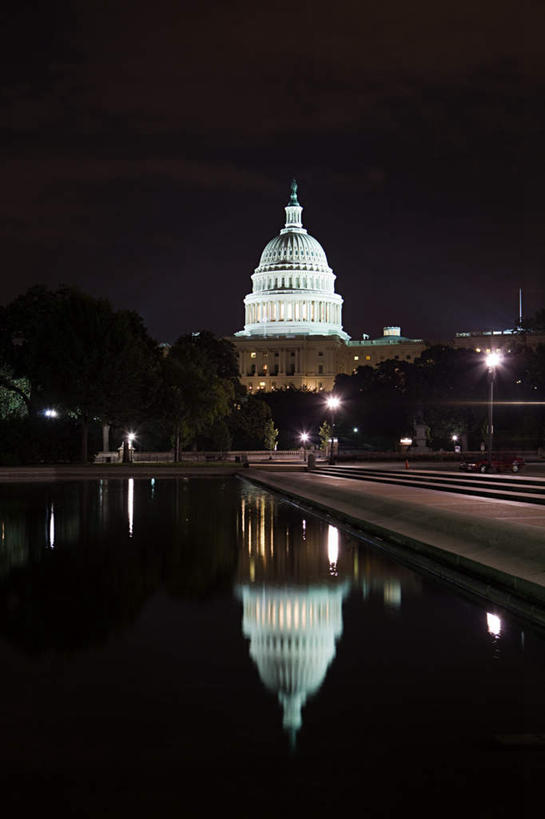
[485,352,502,470]
[325,395,341,464]
[299,432,309,461]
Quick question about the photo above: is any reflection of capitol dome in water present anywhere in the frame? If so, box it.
[239,584,349,741]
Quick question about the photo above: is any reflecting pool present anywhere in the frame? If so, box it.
[0,477,544,817]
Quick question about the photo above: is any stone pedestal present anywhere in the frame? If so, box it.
[412,421,430,453]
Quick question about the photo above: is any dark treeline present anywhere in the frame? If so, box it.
[0,286,271,463]
[0,285,543,463]
[333,344,545,451]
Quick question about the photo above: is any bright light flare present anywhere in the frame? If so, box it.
[326,396,341,410]
[300,432,309,443]
[485,352,502,369]
[127,432,136,443]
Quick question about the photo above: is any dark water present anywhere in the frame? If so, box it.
[0,477,544,817]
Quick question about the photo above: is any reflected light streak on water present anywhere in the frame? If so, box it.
[328,524,339,575]
[487,612,502,637]
[128,478,134,537]
[49,503,55,549]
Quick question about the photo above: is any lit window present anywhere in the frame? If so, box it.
[475,347,481,352]
[250,351,256,358]
[354,355,359,360]
[365,355,371,361]
[259,381,266,388]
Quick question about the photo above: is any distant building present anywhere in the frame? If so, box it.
[451,328,545,354]
[229,181,425,391]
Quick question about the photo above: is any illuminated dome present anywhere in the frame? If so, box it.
[235,181,349,340]
[258,231,330,271]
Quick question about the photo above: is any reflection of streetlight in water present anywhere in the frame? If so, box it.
[487,612,501,638]
[486,612,502,660]
[48,503,55,549]
[328,525,339,576]
[128,478,134,537]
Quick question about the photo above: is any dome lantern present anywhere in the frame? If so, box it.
[283,178,304,231]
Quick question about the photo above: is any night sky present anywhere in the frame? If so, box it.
[2,0,545,344]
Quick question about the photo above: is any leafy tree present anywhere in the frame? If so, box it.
[521,308,545,334]
[228,394,272,449]
[0,366,29,419]
[0,286,160,461]
[263,419,278,452]
[159,333,235,458]
[319,420,332,452]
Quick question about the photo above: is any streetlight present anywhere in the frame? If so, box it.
[325,395,341,464]
[485,352,502,470]
[124,431,136,463]
[299,432,309,461]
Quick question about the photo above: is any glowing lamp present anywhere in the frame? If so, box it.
[485,351,502,369]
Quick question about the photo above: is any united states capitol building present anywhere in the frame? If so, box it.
[229,181,537,392]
